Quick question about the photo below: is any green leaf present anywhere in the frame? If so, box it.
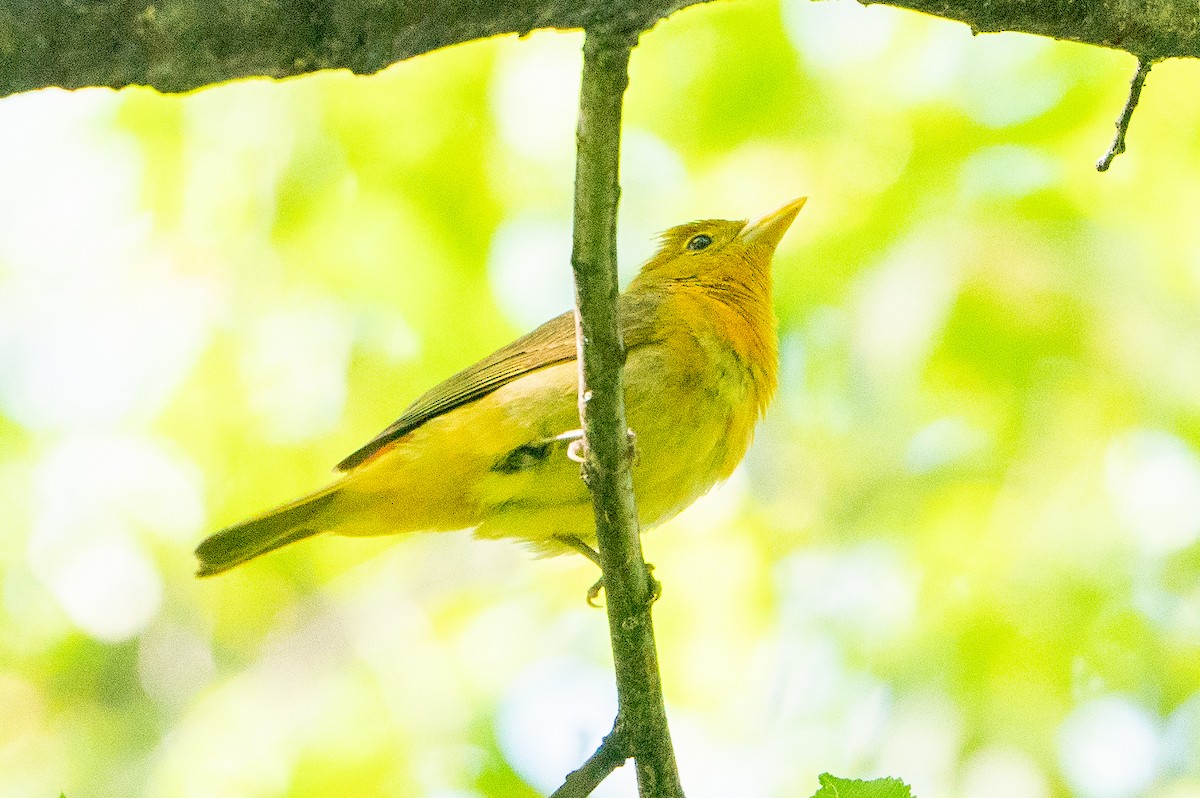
[810,773,914,798]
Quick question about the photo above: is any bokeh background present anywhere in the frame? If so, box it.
[2,0,1199,796]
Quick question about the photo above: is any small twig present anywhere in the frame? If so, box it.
[1096,58,1153,172]
[548,723,631,798]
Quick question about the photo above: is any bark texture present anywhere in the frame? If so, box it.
[1,0,1197,99]
[566,28,686,798]
[0,0,704,97]
[864,0,1200,59]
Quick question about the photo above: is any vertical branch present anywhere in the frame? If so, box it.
[567,26,686,798]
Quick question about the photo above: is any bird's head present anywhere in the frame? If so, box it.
[632,197,807,287]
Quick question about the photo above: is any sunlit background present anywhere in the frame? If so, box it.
[2,0,1199,796]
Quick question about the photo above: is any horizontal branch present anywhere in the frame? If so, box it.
[0,0,706,98]
[1,0,1197,99]
[862,0,1200,60]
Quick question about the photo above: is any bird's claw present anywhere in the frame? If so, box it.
[556,429,588,463]
[584,564,661,610]
[555,428,639,465]
[587,577,605,607]
[645,565,662,606]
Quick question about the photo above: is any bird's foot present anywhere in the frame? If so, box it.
[554,428,638,465]
[585,564,661,610]
[551,534,660,609]
[555,429,587,463]
[587,576,606,608]
[555,533,601,565]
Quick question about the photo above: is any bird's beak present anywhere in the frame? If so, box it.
[740,196,808,251]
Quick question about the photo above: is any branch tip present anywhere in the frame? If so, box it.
[1096,58,1153,172]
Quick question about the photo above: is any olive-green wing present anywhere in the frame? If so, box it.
[335,293,662,471]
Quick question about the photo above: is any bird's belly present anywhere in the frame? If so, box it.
[343,344,761,551]
[474,343,760,549]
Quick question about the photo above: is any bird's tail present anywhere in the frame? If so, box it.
[195,487,341,577]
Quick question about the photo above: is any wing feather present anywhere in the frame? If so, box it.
[336,293,662,471]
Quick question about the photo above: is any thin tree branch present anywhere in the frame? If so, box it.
[548,722,631,798]
[1096,58,1153,172]
[568,24,685,798]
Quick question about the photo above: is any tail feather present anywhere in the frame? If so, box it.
[195,489,340,577]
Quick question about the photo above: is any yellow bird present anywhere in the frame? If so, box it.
[195,198,806,577]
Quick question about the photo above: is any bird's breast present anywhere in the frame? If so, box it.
[624,300,775,526]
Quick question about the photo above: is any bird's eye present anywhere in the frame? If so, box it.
[686,234,713,251]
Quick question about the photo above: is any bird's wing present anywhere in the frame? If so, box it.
[335,293,663,471]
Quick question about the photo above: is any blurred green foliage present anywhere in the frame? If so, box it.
[1,1,1199,797]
